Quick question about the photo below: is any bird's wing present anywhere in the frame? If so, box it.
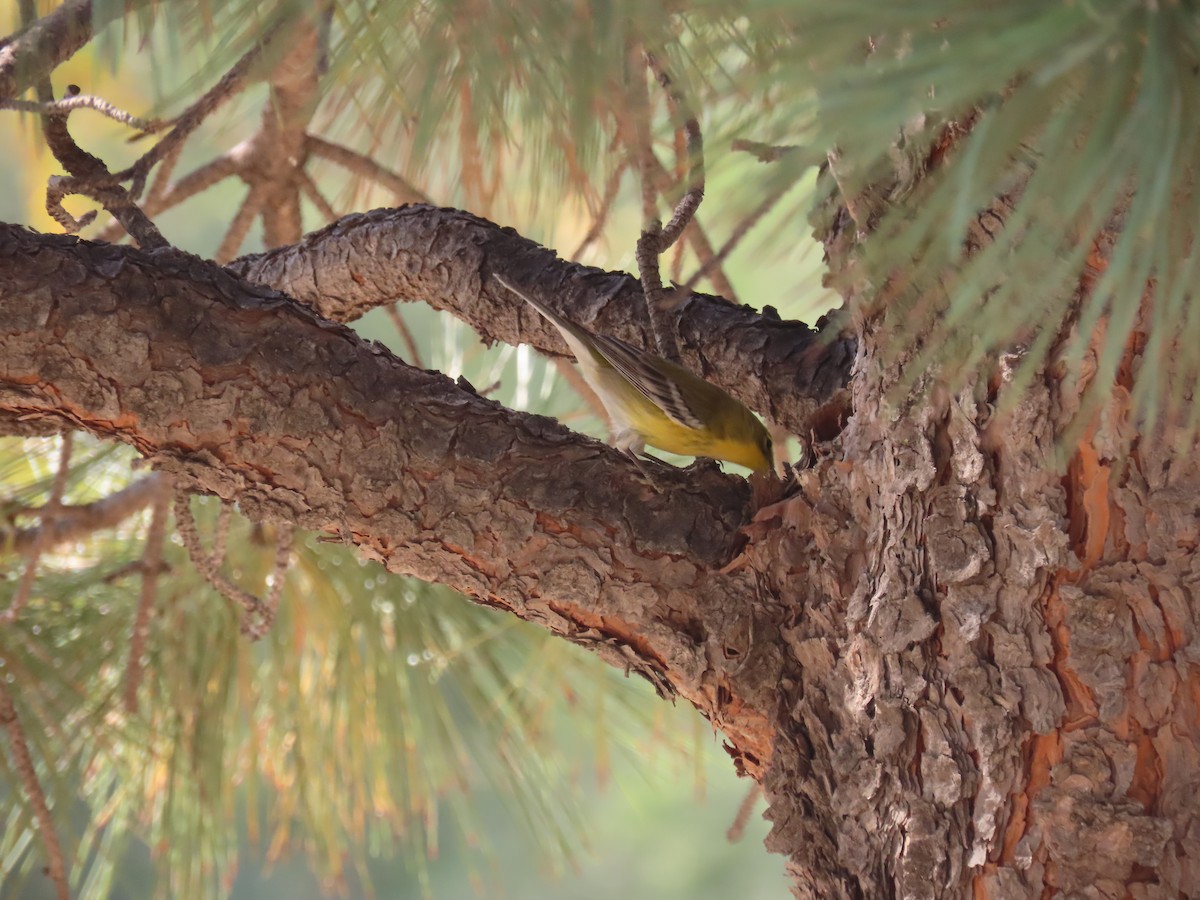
[493,274,706,432]
[589,332,706,431]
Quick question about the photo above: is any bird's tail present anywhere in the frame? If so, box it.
[493,274,593,350]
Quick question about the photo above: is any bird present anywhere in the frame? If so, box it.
[494,274,774,474]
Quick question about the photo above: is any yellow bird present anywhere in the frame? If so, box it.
[495,275,774,474]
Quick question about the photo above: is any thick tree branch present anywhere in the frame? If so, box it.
[228,205,853,438]
[0,224,788,766]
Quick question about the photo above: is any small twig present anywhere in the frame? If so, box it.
[260,522,294,634]
[143,134,186,211]
[0,681,70,900]
[726,782,761,843]
[158,150,243,208]
[95,152,242,243]
[44,172,96,233]
[215,180,268,264]
[101,559,152,585]
[626,50,676,359]
[629,51,708,361]
[571,162,627,260]
[0,93,168,131]
[384,304,425,368]
[298,168,339,223]
[731,139,800,163]
[635,221,677,359]
[670,234,685,284]
[3,434,73,623]
[173,491,268,639]
[14,0,166,249]
[116,27,275,198]
[208,502,234,569]
[31,76,168,248]
[644,52,704,250]
[122,476,171,714]
[679,191,785,296]
[306,134,431,204]
[644,153,737,302]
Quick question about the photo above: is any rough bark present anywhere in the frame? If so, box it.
[226,205,854,439]
[736,169,1200,896]
[0,225,791,768]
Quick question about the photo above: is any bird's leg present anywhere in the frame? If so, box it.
[612,429,651,478]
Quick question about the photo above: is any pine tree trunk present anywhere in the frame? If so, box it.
[746,179,1200,898]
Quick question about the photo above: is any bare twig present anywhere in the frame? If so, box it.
[629,52,708,361]
[299,169,339,223]
[44,173,97,233]
[623,47,677,361]
[571,162,627,260]
[3,434,73,623]
[679,191,785,296]
[726,782,761,843]
[122,477,171,714]
[215,181,269,264]
[0,93,167,131]
[116,28,274,198]
[143,134,186,211]
[160,150,244,206]
[306,134,431,204]
[681,215,736,301]
[30,74,168,248]
[11,0,164,248]
[635,222,677,359]
[260,522,294,633]
[209,502,233,569]
[645,153,737,302]
[173,491,268,638]
[385,305,425,368]
[644,52,704,249]
[731,139,800,163]
[95,152,242,243]
[2,473,161,557]
[49,22,273,246]
[0,681,70,900]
